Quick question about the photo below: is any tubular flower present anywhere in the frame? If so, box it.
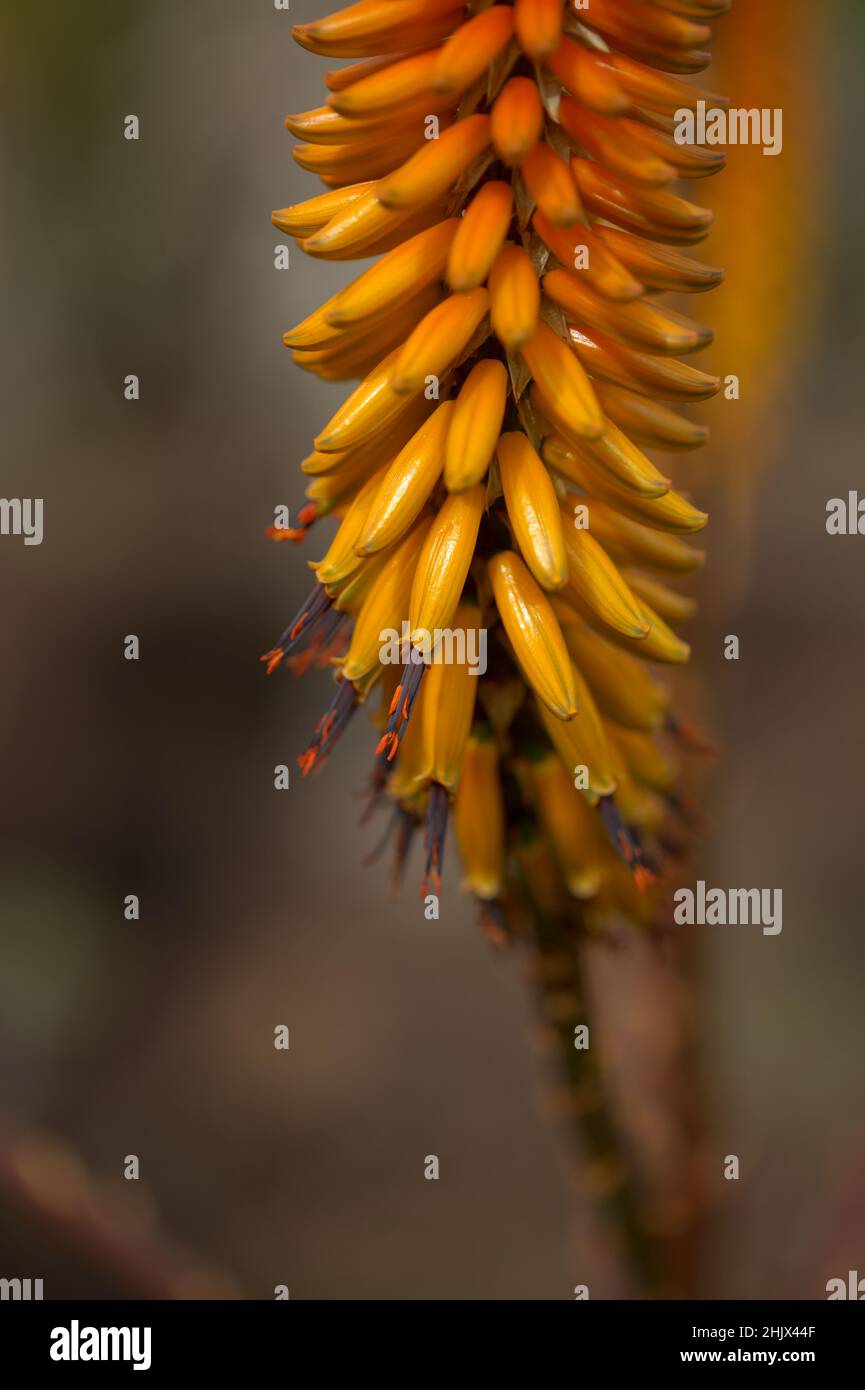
[269,0,728,1219]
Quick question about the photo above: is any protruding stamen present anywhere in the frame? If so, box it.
[261,582,333,675]
[389,808,417,896]
[262,648,286,676]
[363,807,398,866]
[598,794,656,891]
[478,899,510,950]
[374,730,398,762]
[297,681,357,778]
[286,612,351,676]
[377,661,426,762]
[265,501,319,544]
[360,754,393,824]
[633,865,655,896]
[422,782,450,899]
[362,806,418,895]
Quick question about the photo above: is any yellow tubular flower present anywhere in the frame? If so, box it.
[273,0,729,960]
[542,422,670,499]
[490,77,544,167]
[286,103,430,148]
[597,224,725,293]
[292,1,467,60]
[623,570,697,627]
[593,381,710,452]
[313,466,391,586]
[444,359,508,492]
[561,621,669,733]
[329,550,390,616]
[272,181,374,237]
[488,244,539,350]
[514,0,562,62]
[325,56,397,91]
[568,327,720,404]
[543,267,713,356]
[608,725,678,797]
[521,320,604,442]
[573,497,705,574]
[562,524,650,640]
[446,182,514,292]
[338,518,431,684]
[532,211,643,302]
[327,52,442,116]
[520,144,583,229]
[454,733,505,901]
[303,203,454,262]
[497,432,567,592]
[390,288,490,395]
[559,101,676,187]
[326,220,460,326]
[536,681,618,803]
[530,754,606,900]
[292,127,435,183]
[302,395,432,476]
[409,486,485,646]
[489,551,577,721]
[432,7,515,97]
[303,453,382,513]
[418,603,482,790]
[561,456,709,535]
[572,156,715,242]
[291,282,445,381]
[631,599,691,665]
[303,189,418,257]
[355,401,453,556]
[546,38,630,117]
[581,0,714,70]
[583,596,691,666]
[285,292,363,352]
[377,115,492,211]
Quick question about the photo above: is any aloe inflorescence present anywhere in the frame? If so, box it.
[265,0,732,1294]
[267,0,727,947]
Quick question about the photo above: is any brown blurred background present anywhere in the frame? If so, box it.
[0,0,863,1299]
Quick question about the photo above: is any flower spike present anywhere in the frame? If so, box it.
[268,1,736,1279]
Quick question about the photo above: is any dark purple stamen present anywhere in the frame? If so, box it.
[423,782,450,898]
[297,680,357,777]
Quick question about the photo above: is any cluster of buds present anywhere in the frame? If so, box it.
[265,0,729,941]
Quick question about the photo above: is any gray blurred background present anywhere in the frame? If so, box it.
[0,0,863,1299]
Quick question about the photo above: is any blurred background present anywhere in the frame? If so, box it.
[0,0,863,1299]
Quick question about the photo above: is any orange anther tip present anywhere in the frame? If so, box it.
[617,829,635,862]
[634,866,656,896]
[261,648,284,675]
